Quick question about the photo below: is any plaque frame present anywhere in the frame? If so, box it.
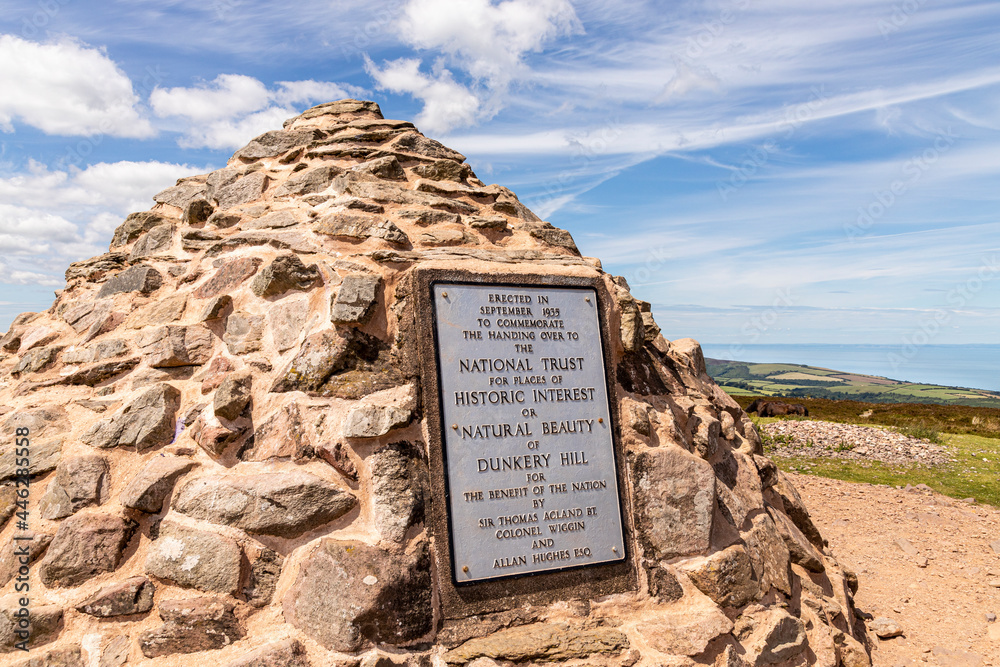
[414,268,637,619]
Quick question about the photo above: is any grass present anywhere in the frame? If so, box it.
[774,432,1000,506]
[709,358,1000,408]
[760,424,1000,507]
[733,394,1000,439]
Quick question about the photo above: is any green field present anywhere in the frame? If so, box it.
[712,358,1000,506]
[766,431,1000,507]
[708,358,1000,408]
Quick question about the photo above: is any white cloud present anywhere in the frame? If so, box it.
[367,0,581,131]
[151,74,355,149]
[398,0,581,85]
[150,74,271,123]
[0,160,205,285]
[366,58,480,134]
[0,34,154,138]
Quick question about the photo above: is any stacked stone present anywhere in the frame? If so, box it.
[0,100,869,667]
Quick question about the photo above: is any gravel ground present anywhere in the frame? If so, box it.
[761,420,951,466]
[795,473,1000,665]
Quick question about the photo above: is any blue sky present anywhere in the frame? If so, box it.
[1,0,999,355]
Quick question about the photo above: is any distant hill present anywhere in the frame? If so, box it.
[707,358,1000,409]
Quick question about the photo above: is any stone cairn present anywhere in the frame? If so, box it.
[0,100,870,667]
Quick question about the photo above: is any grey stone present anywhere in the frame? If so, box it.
[111,211,167,247]
[174,471,356,537]
[271,328,372,393]
[38,512,137,587]
[241,402,311,461]
[63,300,110,333]
[416,228,470,246]
[870,616,904,639]
[317,441,358,480]
[630,445,715,560]
[648,566,684,602]
[291,99,383,123]
[139,324,214,367]
[18,324,59,351]
[244,209,302,230]
[183,197,214,225]
[243,545,284,608]
[100,635,130,667]
[677,544,758,608]
[268,297,309,351]
[145,522,242,594]
[38,454,110,519]
[13,344,62,374]
[414,179,490,198]
[193,257,261,298]
[895,537,919,556]
[120,455,197,513]
[343,398,415,439]
[190,411,248,456]
[128,294,187,327]
[200,294,233,321]
[62,358,139,386]
[331,273,381,324]
[526,224,579,253]
[130,224,174,260]
[315,213,409,245]
[350,184,478,215]
[370,442,427,542]
[768,507,825,572]
[0,438,62,481]
[0,532,52,587]
[215,171,269,209]
[388,132,465,161]
[743,512,792,596]
[442,623,628,665]
[224,639,311,667]
[283,539,432,651]
[234,129,318,161]
[740,609,807,665]
[273,164,343,197]
[65,253,128,283]
[139,597,243,657]
[62,338,129,364]
[412,159,471,182]
[206,165,241,197]
[75,576,155,617]
[353,155,406,180]
[250,253,320,297]
[395,208,461,226]
[154,180,207,208]
[772,472,824,548]
[224,313,265,354]
[466,215,508,231]
[97,265,162,298]
[81,384,181,451]
[333,196,385,213]
[0,594,63,653]
[214,368,253,420]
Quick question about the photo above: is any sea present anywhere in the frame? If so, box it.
[699,344,1000,393]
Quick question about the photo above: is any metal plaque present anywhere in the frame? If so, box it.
[432,282,626,583]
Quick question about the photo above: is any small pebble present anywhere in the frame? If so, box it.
[987,612,997,622]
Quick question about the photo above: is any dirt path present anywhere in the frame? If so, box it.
[792,473,1000,666]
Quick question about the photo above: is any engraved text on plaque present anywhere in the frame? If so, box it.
[432,282,626,583]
